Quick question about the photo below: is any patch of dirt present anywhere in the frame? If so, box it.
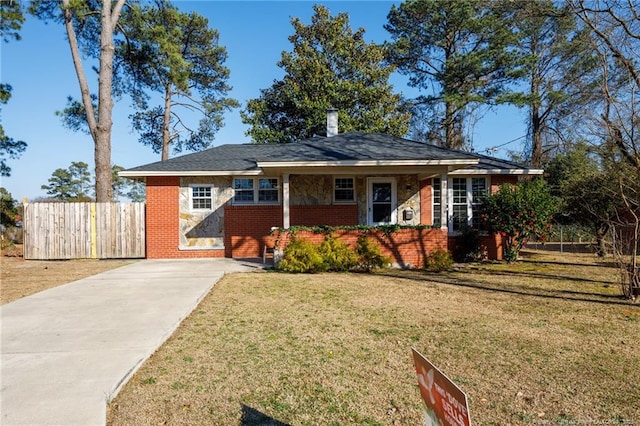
[1,246,136,305]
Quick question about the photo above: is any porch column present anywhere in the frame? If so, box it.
[283,173,290,229]
[440,172,448,231]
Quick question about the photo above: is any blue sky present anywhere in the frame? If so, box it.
[1,0,527,201]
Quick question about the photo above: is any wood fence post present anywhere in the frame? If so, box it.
[90,202,97,259]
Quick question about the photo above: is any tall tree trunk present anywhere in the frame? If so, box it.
[61,0,126,202]
[531,104,542,168]
[530,38,543,169]
[94,0,116,202]
[162,86,172,161]
[444,100,456,149]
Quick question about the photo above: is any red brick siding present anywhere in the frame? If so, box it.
[224,205,283,258]
[448,233,504,261]
[420,179,433,225]
[491,175,518,193]
[291,205,358,226]
[223,204,359,258]
[274,228,448,268]
[146,176,224,259]
[145,174,509,260]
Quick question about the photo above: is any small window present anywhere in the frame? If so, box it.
[192,186,213,210]
[334,177,355,202]
[234,178,254,203]
[258,178,279,202]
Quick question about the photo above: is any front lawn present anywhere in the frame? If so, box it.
[107,250,639,425]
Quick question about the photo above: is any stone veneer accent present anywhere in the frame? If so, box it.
[176,174,425,252]
[355,175,420,225]
[290,175,333,205]
[179,176,233,249]
[290,174,420,225]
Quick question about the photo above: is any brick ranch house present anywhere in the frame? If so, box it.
[120,116,542,266]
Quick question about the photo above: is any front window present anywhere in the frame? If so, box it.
[334,177,355,203]
[258,178,279,202]
[191,186,213,210]
[471,178,487,230]
[451,178,468,231]
[233,177,279,204]
[432,178,441,227]
[233,178,254,203]
[447,177,487,232]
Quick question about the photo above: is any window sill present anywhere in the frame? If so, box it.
[232,202,281,206]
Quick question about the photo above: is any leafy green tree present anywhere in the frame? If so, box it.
[569,0,639,298]
[0,85,27,177]
[242,5,410,144]
[0,0,24,42]
[481,179,557,262]
[545,142,617,256]
[41,161,93,201]
[501,0,598,167]
[112,165,145,202]
[117,0,237,160]
[385,0,519,149]
[0,187,19,226]
[30,0,131,201]
[0,2,27,177]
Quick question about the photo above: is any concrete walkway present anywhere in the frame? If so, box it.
[1,258,260,426]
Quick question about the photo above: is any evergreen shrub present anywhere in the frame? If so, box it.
[424,249,454,272]
[278,238,326,273]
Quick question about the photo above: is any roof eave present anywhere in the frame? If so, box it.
[118,170,262,178]
[449,168,544,175]
[256,159,479,168]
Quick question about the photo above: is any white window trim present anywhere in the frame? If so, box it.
[445,176,487,233]
[233,177,280,205]
[333,176,356,204]
[189,184,214,211]
[432,177,442,227]
[367,177,397,226]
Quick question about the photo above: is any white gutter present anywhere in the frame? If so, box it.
[449,168,544,175]
[118,170,262,178]
[256,159,479,168]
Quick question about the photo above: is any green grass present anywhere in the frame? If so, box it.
[107,250,639,425]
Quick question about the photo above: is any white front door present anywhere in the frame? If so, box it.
[367,178,397,225]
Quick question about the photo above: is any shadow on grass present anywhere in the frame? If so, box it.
[241,405,290,426]
[379,270,638,307]
[460,267,618,286]
[518,250,620,269]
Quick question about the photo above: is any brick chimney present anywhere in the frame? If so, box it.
[326,108,338,137]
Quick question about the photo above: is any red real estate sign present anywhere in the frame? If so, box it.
[412,348,471,426]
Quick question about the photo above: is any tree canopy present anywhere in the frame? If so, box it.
[41,161,93,201]
[385,0,519,149]
[502,0,598,167]
[242,4,410,144]
[118,0,238,160]
[0,187,20,227]
[0,1,27,177]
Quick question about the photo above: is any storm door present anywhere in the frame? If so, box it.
[367,178,397,225]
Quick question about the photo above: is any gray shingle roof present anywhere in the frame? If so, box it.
[123,131,537,174]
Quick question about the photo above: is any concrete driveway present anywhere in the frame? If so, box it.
[1,258,259,426]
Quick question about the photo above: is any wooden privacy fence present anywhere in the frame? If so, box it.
[23,202,145,260]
